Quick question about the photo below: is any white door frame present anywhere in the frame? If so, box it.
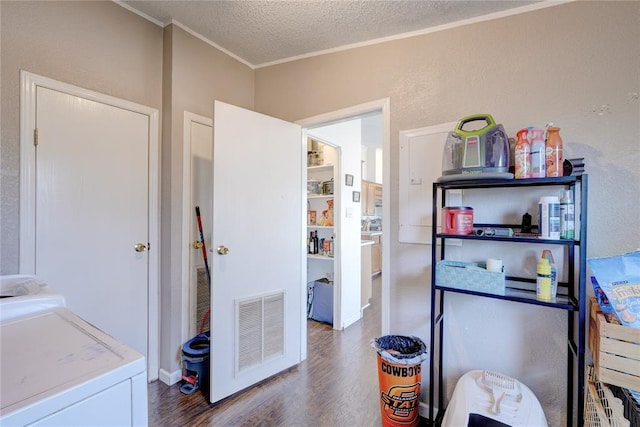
[19,71,160,380]
[181,111,213,346]
[296,98,391,338]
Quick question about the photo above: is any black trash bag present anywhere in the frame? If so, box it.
[371,335,427,365]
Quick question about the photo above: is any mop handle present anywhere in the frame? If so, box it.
[195,206,211,289]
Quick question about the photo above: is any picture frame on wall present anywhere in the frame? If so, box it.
[352,191,360,203]
[345,174,354,187]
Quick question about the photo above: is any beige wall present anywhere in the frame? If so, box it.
[0,0,163,273]
[1,1,639,421]
[255,2,640,423]
[160,25,254,372]
[0,1,255,379]
[255,1,640,258]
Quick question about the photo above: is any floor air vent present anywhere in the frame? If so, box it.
[236,291,285,373]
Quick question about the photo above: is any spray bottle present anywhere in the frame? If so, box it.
[545,124,563,177]
[530,128,546,178]
[514,128,531,179]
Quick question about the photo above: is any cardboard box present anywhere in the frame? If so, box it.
[589,297,640,391]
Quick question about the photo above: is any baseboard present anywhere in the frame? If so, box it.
[360,303,371,317]
[159,368,182,386]
[419,401,439,420]
[342,312,362,329]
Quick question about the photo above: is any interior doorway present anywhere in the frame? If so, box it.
[298,98,390,348]
[180,100,390,375]
[20,71,160,380]
[182,111,213,344]
[305,137,341,330]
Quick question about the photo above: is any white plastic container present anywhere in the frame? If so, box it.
[560,190,575,240]
[530,128,546,178]
[442,370,548,426]
[307,179,321,194]
[538,196,560,239]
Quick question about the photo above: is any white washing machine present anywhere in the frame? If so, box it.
[0,275,148,426]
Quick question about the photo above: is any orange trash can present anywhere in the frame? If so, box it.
[372,335,428,427]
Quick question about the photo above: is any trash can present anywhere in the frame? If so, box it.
[372,335,428,427]
[180,331,210,397]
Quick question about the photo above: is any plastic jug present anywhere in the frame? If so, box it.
[530,128,546,178]
[514,128,531,179]
[443,207,474,235]
[545,126,563,177]
[536,257,552,301]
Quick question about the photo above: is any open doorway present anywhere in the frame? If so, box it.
[298,98,390,355]
[180,100,390,377]
[181,112,214,346]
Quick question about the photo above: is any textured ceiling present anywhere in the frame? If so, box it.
[120,0,544,68]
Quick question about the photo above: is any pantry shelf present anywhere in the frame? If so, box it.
[307,144,337,326]
[307,254,334,261]
[307,164,333,173]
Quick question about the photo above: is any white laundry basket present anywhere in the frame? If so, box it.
[441,370,548,427]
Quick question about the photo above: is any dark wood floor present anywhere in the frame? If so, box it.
[148,275,394,426]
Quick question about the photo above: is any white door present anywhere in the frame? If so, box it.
[20,74,158,375]
[210,101,304,402]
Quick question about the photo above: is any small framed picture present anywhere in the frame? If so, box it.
[345,174,354,187]
[352,191,361,203]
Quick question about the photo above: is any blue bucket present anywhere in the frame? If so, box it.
[180,332,210,396]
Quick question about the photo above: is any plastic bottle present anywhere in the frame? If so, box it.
[536,257,552,301]
[545,126,564,177]
[530,128,546,178]
[329,236,334,257]
[538,196,560,239]
[514,128,531,179]
[541,250,557,299]
[560,190,575,240]
[313,230,319,254]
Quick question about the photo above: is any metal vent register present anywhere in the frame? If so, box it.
[236,292,285,373]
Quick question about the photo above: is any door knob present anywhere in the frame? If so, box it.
[134,243,148,252]
[217,245,229,255]
[193,241,203,249]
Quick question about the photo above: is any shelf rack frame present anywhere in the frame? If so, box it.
[428,175,588,426]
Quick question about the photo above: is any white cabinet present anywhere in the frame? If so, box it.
[361,241,373,309]
[361,232,382,275]
[361,180,382,216]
